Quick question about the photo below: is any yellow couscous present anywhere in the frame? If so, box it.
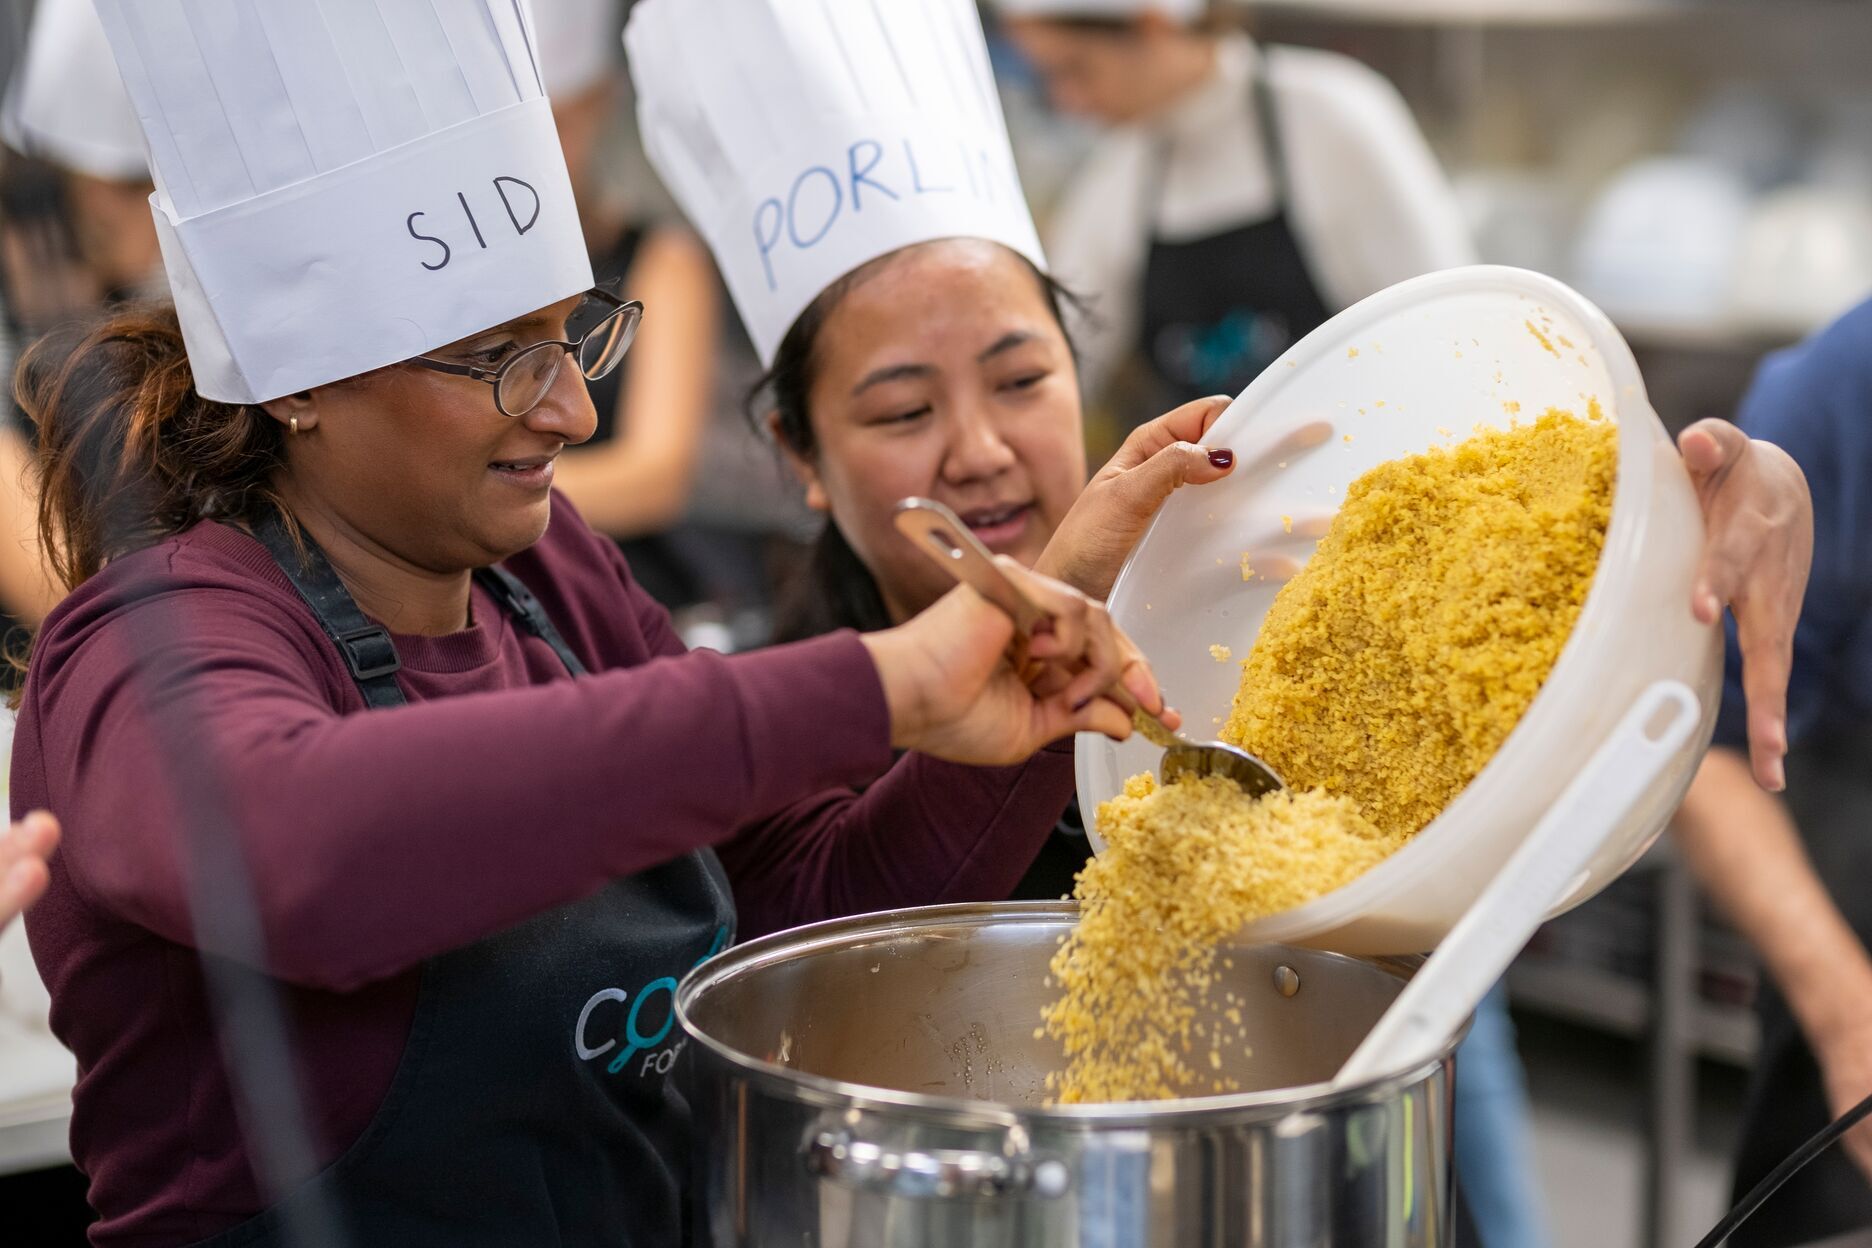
[1222,409,1615,839]
[1042,776,1403,1103]
[1042,410,1617,1104]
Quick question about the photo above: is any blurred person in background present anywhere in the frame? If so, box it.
[994,0,1471,451]
[0,0,159,630]
[1674,297,1871,1248]
[530,0,727,614]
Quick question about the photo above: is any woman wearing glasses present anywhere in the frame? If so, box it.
[11,7,1168,1245]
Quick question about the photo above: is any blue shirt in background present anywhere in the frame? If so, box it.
[1712,297,1872,751]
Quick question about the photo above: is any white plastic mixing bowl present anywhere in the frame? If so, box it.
[1076,266,1723,954]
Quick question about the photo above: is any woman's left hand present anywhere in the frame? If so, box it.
[1035,395,1236,601]
[1678,419,1813,791]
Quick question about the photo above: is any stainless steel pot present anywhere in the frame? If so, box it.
[677,903,1458,1247]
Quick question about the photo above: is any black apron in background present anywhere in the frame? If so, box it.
[1136,55,1331,417]
[189,517,736,1248]
[1730,720,1872,1248]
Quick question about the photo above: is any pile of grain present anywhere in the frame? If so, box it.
[1042,410,1616,1104]
[1222,409,1617,838]
[1041,775,1403,1103]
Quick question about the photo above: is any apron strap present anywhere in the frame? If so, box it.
[251,510,587,708]
[1249,50,1289,201]
[1141,45,1292,234]
[252,509,407,709]
[472,564,590,677]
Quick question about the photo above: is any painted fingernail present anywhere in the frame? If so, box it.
[1207,449,1235,469]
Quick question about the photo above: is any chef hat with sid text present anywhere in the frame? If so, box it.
[1,0,147,181]
[991,0,1211,21]
[626,0,1047,367]
[90,0,594,406]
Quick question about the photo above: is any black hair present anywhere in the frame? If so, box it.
[752,242,1088,642]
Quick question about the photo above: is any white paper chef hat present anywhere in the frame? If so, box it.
[534,0,625,99]
[992,0,1209,20]
[1,0,147,181]
[626,0,1046,366]
[91,0,594,405]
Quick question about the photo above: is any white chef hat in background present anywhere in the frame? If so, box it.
[626,0,1046,366]
[91,0,594,406]
[1,0,148,181]
[533,0,627,100]
[991,0,1210,22]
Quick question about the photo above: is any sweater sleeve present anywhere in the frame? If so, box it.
[620,538,1080,937]
[716,742,1078,940]
[30,582,893,993]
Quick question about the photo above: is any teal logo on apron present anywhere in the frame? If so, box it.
[575,925,730,1077]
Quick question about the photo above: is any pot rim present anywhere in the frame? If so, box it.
[676,902,1463,1125]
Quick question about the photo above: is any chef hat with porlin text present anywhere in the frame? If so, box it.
[626,0,1047,367]
[91,0,595,405]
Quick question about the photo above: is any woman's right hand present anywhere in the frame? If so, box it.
[860,563,1172,766]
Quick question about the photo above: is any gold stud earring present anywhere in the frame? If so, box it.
[289,416,300,436]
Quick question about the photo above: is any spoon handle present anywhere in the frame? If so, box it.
[892,498,1052,637]
[893,498,1181,745]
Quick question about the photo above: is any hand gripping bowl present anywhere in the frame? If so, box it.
[1077,266,1724,955]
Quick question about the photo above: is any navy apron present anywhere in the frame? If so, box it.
[1137,54,1331,415]
[188,514,735,1248]
[1729,719,1872,1248]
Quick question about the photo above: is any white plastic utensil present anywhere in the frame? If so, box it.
[1332,679,1703,1090]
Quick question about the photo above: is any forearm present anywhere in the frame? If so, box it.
[719,742,1077,938]
[0,428,61,626]
[1675,747,1872,1047]
[50,629,892,991]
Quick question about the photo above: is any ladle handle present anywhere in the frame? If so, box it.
[1332,679,1704,1090]
[894,497,1181,745]
[893,498,1052,637]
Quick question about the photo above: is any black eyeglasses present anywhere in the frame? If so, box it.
[410,287,643,418]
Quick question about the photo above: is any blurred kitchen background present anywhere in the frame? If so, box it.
[3,1,1871,1245]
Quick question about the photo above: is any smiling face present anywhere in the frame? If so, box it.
[781,239,1088,622]
[269,293,598,574]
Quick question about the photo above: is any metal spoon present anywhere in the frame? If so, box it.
[892,498,1284,798]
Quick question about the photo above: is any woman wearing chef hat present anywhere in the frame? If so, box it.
[627,0,1256,904]
[13,3,1172,1243]
[994,0,1473,429]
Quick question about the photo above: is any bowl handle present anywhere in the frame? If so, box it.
[806,1128,1070,1201]
[1333,678,1703,1089]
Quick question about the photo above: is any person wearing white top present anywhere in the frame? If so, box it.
[997,1,1474,421]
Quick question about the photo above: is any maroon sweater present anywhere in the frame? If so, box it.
[13,501,1073,1246]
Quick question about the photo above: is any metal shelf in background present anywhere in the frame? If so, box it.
[1507,955,1759,1067]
